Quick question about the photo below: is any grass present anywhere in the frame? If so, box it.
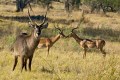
[0,19,120,80]
[0,2,120,80]
[0,47,120,80]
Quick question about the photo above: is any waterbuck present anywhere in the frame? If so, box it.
[12,9,48,72]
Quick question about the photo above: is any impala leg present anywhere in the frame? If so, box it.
[100,48,106,57]
[12,56,18,71]
[47,46,50,56]
[28,56,33,71]
[24,58,27,71]
[83,48,87,59]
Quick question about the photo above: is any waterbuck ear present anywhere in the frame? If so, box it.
[40,22,48,29]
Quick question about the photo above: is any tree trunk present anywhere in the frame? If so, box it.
[16,0,30,12]
[16,0,24,12]
[74,0,81,10]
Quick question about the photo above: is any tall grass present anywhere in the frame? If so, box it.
[0,18,120,80]
[0,2,120,79]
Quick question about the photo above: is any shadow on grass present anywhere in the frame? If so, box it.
[0,15,75,25]
[41,66,53,74]
[0,15,45,22]
[43,27,120,42]
[81,27,120,42]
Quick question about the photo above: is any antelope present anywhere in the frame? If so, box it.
[65,27,106,58]
[37,25,66,56]
[12,9,48,72]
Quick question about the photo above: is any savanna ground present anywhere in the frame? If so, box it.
[0,2,120,80]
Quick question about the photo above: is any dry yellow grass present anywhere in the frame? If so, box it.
[0,18,120,80]
[0,3,120,30]
[0,2,120,80]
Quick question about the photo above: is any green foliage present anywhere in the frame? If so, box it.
[65,0,81,12]
[37,0,52,8]
[38,0,52,4]
[83,0,120,11]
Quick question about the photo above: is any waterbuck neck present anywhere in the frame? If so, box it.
[27,30,40,50]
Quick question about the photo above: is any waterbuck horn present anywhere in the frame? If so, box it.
[28,9,37,25]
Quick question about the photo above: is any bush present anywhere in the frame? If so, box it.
[83,0,120,12]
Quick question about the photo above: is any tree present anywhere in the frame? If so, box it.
[83,0,120,13]
[74,0,81,10]
[37,0,52,10]
[16,0,31,12]
[65,0,81,13]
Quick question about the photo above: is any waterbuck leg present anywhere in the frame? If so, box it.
[12,56,18,71]
[28,56,33,71]
[83,48,87,59]
[24,58,27,71]
[21,56,25,72]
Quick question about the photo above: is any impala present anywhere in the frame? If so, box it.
[12,9,48,72]
[65,27,106,58]
[37,25,66,56]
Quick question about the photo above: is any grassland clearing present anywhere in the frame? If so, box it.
[0,2,120,80]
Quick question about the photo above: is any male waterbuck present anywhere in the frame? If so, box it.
[37,25,66,56]
[12,9,48,72]
[66,26,106,58]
